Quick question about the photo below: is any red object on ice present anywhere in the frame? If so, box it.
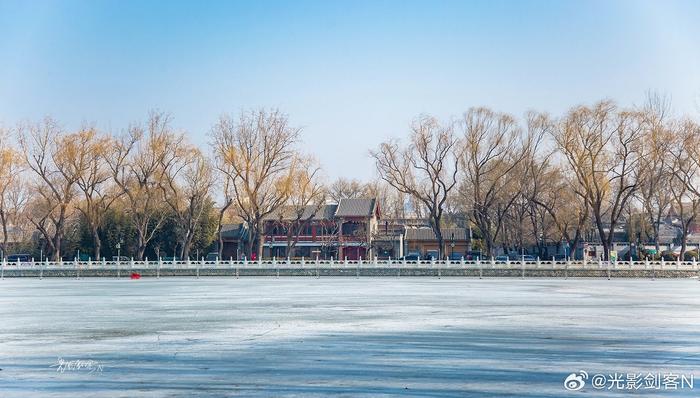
[130,272,141,279]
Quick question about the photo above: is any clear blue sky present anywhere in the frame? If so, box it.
[1,0,699,180]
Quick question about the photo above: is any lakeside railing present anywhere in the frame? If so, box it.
[2,256,699,272]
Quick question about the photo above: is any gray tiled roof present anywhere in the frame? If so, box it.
[335,198,377,217]
[404,227,468,241]
[220,223,247,240]
[264,204,338,221]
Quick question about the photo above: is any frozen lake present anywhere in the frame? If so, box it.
[1,278,699,397]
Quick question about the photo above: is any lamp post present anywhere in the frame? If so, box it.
[116,239,122,261]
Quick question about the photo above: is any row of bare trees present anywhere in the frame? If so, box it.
[373,96,700,260]
[0,113,218,261]
[1,98,699,261]
[1,109,388,261]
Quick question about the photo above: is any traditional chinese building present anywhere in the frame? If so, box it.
[403,227,471,259]
[220,198,472,260]
[255,198,380,260]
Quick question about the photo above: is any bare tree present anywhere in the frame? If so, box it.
[212,143,237,259]
[529,160,589,259]
[0,128,26,258]
[328,178,368,202]
[669,119,700,259]
[458,108,541,256]
[161,148,214,259]
[363,179,407,220]
[108,112,186,260]
[637,93,674,253]
[211,109,299,259]
[19,118,80,261]
[278,156,326,257]
[372,115,459,259]
[65,127,120,260]
[555,101,644,260]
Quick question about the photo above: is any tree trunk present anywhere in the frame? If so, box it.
[217,230,224,259]
[216,216,225,258]
[53,235,62,261]
[604,219,618,262]
[136,232,147,261]
[680,219,693,261]
[0,212,7,259]
[181,239,192,260]
[568,229,582,260]
[680,233,687,261]
[286,228,295,259]
[653,223,660,254]
[593,209,609,260]
[92,225,101,260]
[180,227,194,260]
[244,228,255,260]
[257,228,264,260]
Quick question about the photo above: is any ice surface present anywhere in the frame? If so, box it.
[1,277,699,397]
